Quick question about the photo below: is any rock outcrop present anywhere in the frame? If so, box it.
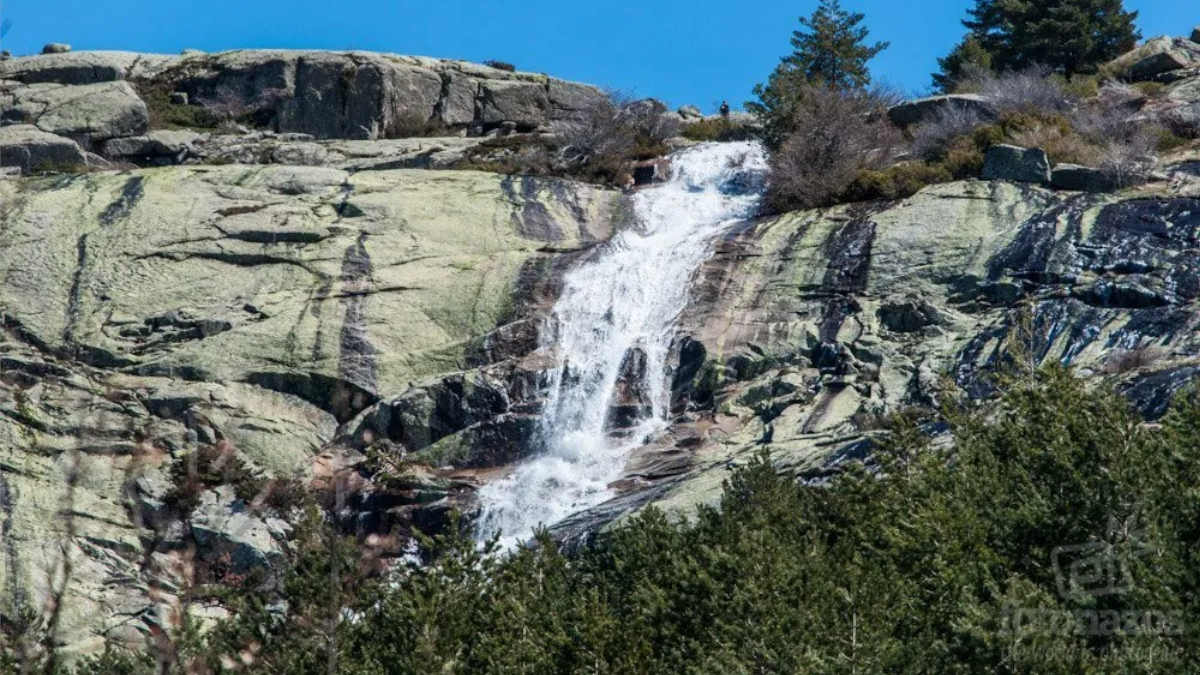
[887,93,994,127]
[981,144,1051,184]
[0,165,620,654]
[0,124,87,172]
[0,49,608,175]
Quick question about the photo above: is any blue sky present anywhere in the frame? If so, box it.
[0,1,1190,111]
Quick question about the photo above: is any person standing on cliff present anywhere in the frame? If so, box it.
[719,101,731,118]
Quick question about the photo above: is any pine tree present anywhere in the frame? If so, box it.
[781,0,890,90]
[935,0,1140,85]
[931,35,993,93]
[748,0,888,147]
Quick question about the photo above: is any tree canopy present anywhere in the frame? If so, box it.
[935,0,1141,90]
[748,0,889,147]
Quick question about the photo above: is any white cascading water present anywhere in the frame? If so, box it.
[476,141,768,549]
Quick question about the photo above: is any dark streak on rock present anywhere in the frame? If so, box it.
[335,231,379,420]
[0,471,27,616]
[817,217,875,345]
[501,175,564,242]
[99,176,145,226]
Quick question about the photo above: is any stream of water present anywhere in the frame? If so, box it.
[475,141,768,549]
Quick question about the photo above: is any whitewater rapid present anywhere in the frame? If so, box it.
[475,141,768,549]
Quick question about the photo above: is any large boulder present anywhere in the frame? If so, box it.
[189,486,290,573]
[477,79,550,130]
[274,52,443,139]
[0,124,87,173]
[0,50,173,85]
[1050,163,1122,192]
[548,78,608,125]
[1109,36,1200,82]
[1192,26,1200,44]
[888,94,994,127]
[981,144,1050,184]
[42,43,71,54]
[2,80,149,145]
[101,128,201,164]
[147,50,602,138]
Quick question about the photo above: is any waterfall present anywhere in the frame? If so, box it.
[476,141,768,549]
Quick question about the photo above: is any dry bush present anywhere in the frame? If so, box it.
[1007,119,1103,165]
[681,117,757,142]
[764,85,901,212]
[1071,103,1160,183]
[555,93,679,182]
[911,104,990,160]
[1094,81,1146,110]
[967,67,1075,114]
[556,94,638,181]
[1097,127,1159,187]
[483,60,516,72]
[1103,345,1164,375]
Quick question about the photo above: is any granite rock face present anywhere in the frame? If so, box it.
[887,94,994,127]
[4,159,1200,659]
[0,124,87,172]
[0,166,620,655]
[553,178,1200,541]
[2,80,149,147]
[982,144,1051,184]
[1,49,609,174]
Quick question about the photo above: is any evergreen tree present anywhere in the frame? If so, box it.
[932,34,993,93]
[935,0,1140,86]
[780,0,889,89]
[748,0,888,147]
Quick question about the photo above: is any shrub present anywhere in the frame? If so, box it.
[763,84,901,212]
[1052,73,1101,100]
[680,117,756,142]
[971,67,1076,114]
[911,104,990,161]
[841,161,953,202]
[1102,345,1164,374]
[134,80,223,130]
[483,60,516,72]
[1134,81,1167,99]
[1006,117,1102,165]
[552,93,679,182]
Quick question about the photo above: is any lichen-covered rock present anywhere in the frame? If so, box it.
[1109,36,1200,81]
[0,164,619,657]
[2,80,149,145]
[0,124,87,173]
[1051,163,1122,192]
[887,93,994,127]
[101,128,200,163]
[555,179,1200,536]
[982,144,1051,184]
[478,79,550,130]
[0,167,618,422]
